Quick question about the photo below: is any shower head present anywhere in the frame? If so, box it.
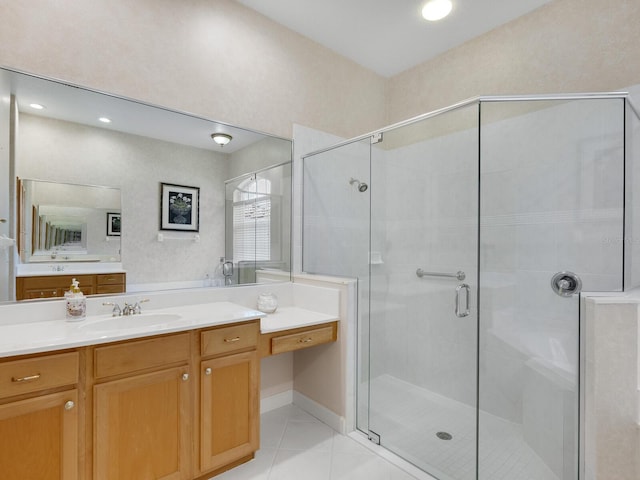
[349,178,368,192]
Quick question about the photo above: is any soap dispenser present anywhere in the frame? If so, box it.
[65,278,86,321]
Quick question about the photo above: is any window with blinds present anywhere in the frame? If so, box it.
[233,177,271,261]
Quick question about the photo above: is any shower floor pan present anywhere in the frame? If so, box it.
[368,374,558,480]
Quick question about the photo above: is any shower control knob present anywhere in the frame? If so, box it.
[551,271,582,297]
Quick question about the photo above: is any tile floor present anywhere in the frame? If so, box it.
[369,375,558,480]
[213,404,418,480]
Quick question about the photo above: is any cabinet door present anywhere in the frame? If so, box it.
[94,367,191,480]
[0,390,78,480]
[201,351,259,472]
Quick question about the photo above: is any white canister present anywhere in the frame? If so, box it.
[257,292,278,313]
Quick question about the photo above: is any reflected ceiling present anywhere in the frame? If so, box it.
[5,70,266,154]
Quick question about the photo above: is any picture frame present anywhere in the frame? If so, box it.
[160,183,200,232]
[106,212,121,236]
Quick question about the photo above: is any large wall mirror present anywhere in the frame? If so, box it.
[0,67,292,303]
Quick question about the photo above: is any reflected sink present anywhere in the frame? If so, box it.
[80,313,182,332]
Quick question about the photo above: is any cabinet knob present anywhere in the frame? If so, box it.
[204,368,212,376]
[182,373,189,382]
[64,401,75,411]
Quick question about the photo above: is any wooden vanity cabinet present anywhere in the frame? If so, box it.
[0,351,80,480]
[88,322,261,480]
[199,321,260,475]
[91,334,192,480]
[0,317,321,480]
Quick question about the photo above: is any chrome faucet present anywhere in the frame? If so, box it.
[103,299,149,316]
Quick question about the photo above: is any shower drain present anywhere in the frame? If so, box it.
[436,431,453,441]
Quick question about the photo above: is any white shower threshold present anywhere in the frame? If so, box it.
[347,430,439,480]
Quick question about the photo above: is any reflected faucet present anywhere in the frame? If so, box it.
[223,261,234,285]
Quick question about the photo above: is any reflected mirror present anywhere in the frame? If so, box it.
[19,179,121,263]
[0,67,292,302]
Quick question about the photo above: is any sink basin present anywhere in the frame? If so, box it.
[80,313,182,332]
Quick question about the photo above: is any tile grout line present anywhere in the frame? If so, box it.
[266,413,291,480]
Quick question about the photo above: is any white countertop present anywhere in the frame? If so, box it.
[0,302,339,359]
[260,306,338,334]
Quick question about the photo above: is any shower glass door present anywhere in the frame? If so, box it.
[478,98,625,480]
[367,104,480,480]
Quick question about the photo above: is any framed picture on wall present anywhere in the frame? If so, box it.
[160,183,200,232]
[106,212,121,236]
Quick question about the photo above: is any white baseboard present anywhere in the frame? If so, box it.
[293,391,345,434]
[260,390,293,413]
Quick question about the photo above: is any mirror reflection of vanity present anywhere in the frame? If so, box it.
[1,67,292,302]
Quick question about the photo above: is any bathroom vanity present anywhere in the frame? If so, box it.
[0,301,338,480]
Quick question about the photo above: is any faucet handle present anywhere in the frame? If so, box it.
[102,302,122,317]
[133,298,150,314]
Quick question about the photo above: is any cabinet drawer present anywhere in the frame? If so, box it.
[271,325,335,355]
[0,352,79,399]
[23,288,60,299]
[94,333,190,379]
[201,321,259,357]
[96,284,125,294]
[97,273,126,285]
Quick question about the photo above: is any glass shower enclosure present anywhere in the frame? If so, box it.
[303,94,637,480]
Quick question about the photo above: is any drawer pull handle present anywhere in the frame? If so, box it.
[12,373,41,383]
[182,373,189,382]
[298,337,313,344]
[64,401,75,411]
[224,337,241,343]
[204,368,212,376]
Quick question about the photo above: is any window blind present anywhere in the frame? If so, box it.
[232,179,271,262]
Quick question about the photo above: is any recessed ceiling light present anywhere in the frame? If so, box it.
[29,103,45,110]
[211,133,232,147]
[422,0,453,21]
[98,117,112,124]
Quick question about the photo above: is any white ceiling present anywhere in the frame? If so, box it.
[237,0,553,77]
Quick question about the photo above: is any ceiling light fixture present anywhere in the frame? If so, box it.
[211,133,232,147]
[422,0,453,21]
[29,103,45,110]
[98,117,112,123]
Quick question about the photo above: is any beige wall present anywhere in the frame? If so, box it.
[585,299,640,480]
[2,0,639,142]
[0,0,386,140]
[387,0,640,123]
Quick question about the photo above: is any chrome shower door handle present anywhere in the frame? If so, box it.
[455,284,470,318]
